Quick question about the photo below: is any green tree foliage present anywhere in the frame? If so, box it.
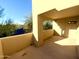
[0,19,16,37]
[0,7,17,37]
[23,16,32,33]
[43,21,52,30]
[24,16,52,32]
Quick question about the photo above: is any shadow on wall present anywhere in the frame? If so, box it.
[53,16,79,38]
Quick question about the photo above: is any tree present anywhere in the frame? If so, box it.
[23,16,32,32]
[0,7,4,17]
[5,18,13,25]
[0,7,17,37]
[0,19,16,37]
[4,19,16,36]
[43,21,52,30]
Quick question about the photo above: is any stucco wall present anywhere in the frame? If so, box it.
[1,33,32,55]
[0,40,4,59]
[32,0,79,15]
[53,17,79,38]
[42,30,54,40]
[32,0,79,46]
[53,18,79,57]
[38,29,54,46]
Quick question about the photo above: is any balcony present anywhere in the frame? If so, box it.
[0,29,79,59]
[0,33,32,59]
[4,34,79,59]
[0,4,79,59]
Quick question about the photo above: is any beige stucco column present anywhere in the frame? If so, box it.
[32,14,39,46]
[32,13,44,46]
[38,16,45,46]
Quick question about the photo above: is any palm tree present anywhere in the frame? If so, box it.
[23,16,32,32]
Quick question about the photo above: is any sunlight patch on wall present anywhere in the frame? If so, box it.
[53,21,61,35]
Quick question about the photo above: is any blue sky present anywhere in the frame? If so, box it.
[0,0,32,24]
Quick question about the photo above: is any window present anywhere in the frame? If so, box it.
[68,21,77,24]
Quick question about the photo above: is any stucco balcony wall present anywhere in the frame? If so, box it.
[0,33,32,56]
[0,29,54,59]
[39,29,54,46]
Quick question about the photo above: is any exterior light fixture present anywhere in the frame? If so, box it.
[68,21,77,24]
